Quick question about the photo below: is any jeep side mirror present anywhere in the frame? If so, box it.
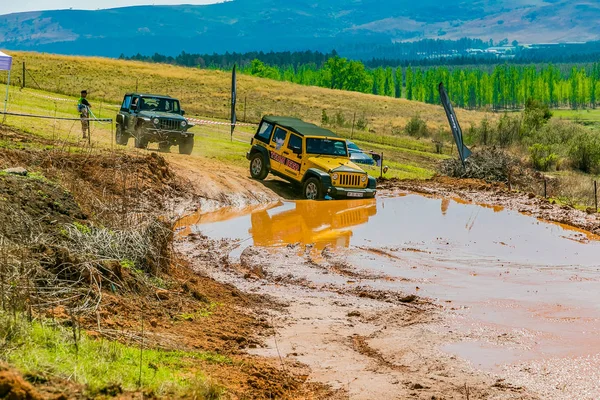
[131,104,137,111]
[292,147,302,155]
[181,110,185,116]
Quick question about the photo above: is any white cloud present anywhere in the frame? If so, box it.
[0,1,224,16]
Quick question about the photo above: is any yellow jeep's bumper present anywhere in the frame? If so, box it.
[327,186,377,199]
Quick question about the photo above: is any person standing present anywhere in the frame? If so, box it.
[78,90,92,139]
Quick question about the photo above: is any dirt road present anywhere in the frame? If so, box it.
[172,167,600,400]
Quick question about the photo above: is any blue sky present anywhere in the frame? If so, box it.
[0,1,223,15]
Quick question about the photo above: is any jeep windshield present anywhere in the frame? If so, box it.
[306,138,348,157]
[139,97,181,113]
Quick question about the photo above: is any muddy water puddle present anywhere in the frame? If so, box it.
[178,195,600,376]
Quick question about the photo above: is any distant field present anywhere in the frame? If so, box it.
[4,52,492,133]
[0,51,496,179]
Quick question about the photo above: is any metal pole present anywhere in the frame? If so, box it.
[3,70,10,116]
[22,62,25,89]
[136,78,138,92]
[351,111,356,139]
[244,96,247,122]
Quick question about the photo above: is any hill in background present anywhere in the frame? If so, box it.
[1,0,599,57]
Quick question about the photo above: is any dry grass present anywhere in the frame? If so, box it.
[5,51,492,134]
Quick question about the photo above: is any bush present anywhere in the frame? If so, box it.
[356,114,368,131]
[568,131,600,173]
[528,143,558,171]
[496,113,521,147]
[405,114,429,138]
[522,98,552,135]
[321,109,329,125]
[334,111,346,127]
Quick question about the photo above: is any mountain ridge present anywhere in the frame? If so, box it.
[1,0,599,57]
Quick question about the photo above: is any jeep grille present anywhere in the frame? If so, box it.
[338,173,364,188]
[159,119,180,131]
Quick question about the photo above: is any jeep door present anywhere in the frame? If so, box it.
[282,133,303,180]
[128,96,140,131]
[268,126,290,175]
[119,95,132,130]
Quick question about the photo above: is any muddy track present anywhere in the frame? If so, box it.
[178,235,542,400]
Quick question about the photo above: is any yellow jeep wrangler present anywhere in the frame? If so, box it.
[246,116,377,200]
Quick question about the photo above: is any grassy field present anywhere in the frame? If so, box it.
[0,51,499,179]
[3,51,492,133]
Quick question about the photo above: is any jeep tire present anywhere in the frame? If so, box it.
[179,136,194,155]
[249,153,268,180]
[303,177,323,200]
[115,124,129,146]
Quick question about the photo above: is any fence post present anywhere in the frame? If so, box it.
[595,180,598,212]
[351,112,356,139]
[380,152,384,179]
[544,178,547,198]
[22,62,25,89]
[244,96,247,122]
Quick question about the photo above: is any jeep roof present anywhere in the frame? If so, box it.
[124,93,177,99]
[263,116,341,138]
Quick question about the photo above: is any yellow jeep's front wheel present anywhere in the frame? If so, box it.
[250,153,268,180]
[303,177,323,200]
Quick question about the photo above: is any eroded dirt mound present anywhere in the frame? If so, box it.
[0,363,42,400]
[0,172,86,241]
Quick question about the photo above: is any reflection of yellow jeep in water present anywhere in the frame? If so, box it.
[246,116,377,199]
[250,200,377,249]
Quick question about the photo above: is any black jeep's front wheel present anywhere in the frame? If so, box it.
[303,177,323,200]
[249,153,268,180]
[179,136,194,155]
[134,127,148,149]
[115,124,129,146]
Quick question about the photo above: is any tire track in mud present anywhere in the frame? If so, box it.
[178,234,540,400]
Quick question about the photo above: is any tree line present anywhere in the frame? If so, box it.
[121,51,600,110]
[243,58,600,110]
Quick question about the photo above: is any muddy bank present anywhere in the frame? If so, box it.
[380,176,600,235]
[178,233,541,400]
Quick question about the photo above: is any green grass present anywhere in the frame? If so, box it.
[553,109,600,121]
[1,79,446,180]
[1,314,228,398]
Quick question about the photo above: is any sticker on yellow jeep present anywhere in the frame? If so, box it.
[270,150,301,172]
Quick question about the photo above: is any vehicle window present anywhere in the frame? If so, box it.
[272,127,288,150]
[287,134,303,153]
[347,142,360,151]
[306,138,348,156]
[131,97,139,110]
[121,95,132,110]
[139,97,181,113]
[255,122,274,143]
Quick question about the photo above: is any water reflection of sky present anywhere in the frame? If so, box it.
[188,195,600,268]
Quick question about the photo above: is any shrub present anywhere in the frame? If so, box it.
[528,143,558,171]
[568,131,600,173]
[496,113,521,147]
[405,113,429,138]
[356,114,368,131]
[522,98,552,135]
[321,109,329,125]
[334,111,346,127]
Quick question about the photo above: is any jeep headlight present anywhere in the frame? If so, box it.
[361,175,367,182]
[332,173,339,180]
[153,118,160,125]
[181,120,187,128]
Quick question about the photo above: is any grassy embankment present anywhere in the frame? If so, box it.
[1,51,495,179]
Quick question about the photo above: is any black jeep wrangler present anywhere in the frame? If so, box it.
[115,93,194,154]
